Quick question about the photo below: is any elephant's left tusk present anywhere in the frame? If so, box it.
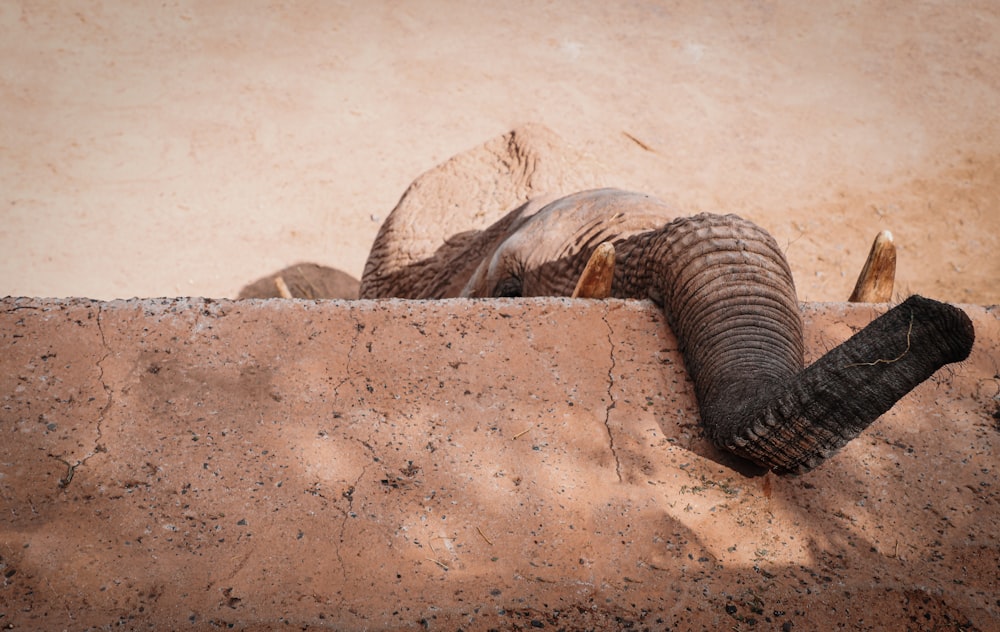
[849,230,896,303]
[572,242,616,299]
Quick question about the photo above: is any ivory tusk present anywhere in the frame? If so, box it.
[571,242,616,299]
[274,276,294,299]
[849,230,896,303]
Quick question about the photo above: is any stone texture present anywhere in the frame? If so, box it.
[1,297,997,630]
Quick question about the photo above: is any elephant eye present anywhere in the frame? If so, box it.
[492,277,523,298]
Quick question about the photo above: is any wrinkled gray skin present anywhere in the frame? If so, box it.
[361,188,975,473]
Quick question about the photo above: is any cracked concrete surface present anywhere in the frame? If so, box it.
[1,297,998,630]
[51,305,114,488]
[599,305,623,483]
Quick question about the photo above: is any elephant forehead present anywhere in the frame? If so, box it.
[501,189,678,262]
[461,189,679,297]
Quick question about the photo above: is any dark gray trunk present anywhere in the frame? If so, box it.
[619,214,975,473]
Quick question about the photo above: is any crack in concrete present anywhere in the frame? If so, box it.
[329,308,379,597]
[55,304,112,488]
[330,436,379,612]
[335,461,370,582]
[601,305,623,483]
[332,308,363,402]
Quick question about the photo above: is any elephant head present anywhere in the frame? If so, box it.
[361,188,975,473]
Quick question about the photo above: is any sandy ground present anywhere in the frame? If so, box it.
[2,2,998,303]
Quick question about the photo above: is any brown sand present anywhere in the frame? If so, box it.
[2,2,998,303]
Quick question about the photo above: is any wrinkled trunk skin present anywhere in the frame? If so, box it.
[620,214,975,473]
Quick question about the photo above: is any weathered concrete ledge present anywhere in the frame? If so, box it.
[1,297,998,630]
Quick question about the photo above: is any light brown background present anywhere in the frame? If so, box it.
[2,2,998,303]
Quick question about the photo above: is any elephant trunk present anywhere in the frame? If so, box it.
[632,214,975,473]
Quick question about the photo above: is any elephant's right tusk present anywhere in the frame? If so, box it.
[274,276,293,299]
[849,230,896,303]
[572,242,616,299]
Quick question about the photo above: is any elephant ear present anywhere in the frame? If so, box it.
[360,124,612,299]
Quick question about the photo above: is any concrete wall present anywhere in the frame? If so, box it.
[1,297,997,630]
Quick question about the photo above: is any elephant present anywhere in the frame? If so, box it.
[238,263,360,300]
[359,187,975,474]
[239,126,973,473]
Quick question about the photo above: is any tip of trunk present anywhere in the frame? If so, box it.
[702,296,974,474]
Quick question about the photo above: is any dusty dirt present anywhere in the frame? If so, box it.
[1,2,998,303]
